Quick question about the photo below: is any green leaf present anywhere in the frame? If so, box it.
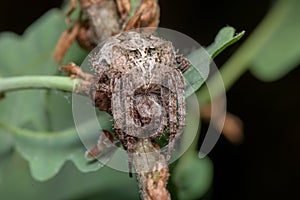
[45,91,74,131]
[0,9,70,130]
[184,48,210,98]
[0,153,138,200]
[250,0,300,81]
[0,11,64,130]
[173,152,213,200]
[0,121,104,181]
[0,11,61,76]
[0,9,88,181]
[184,27,245,97]
[0,90,49,131]
[206,26,245,59]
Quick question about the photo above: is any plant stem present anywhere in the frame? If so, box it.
[0,120,80,146]
[133,138,170,200]
[0,76,75,93]
[198,0,291,103]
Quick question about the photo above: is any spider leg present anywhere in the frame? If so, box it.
[163,69,186,161]
[123,68,144,138]
[168,80,178,161]
[124,73,136,136]
[113,72,140,176]
[170,69,186,133]
[111,76,126,144]
[176,54,190,73]
[112,79,132,172]
[110,77,125,150]
[150,87,168,139]
[161,71,176,161]
[126,135,136,177]
[123,72,143,177]
[114,127,126,149]
[85,130,115,160]
[89,81,112,113]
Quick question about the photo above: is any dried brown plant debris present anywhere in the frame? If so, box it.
[54,0,160,64]
[124,0,160,31]
[54,23,80,64]
[145,157,171,200]
[116,0,131,21]
[201,103,244,144]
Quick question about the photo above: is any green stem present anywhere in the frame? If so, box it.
[0,116,112,147]
[0,76,75,93]
[0,120,79,147]
[198,0,292,103]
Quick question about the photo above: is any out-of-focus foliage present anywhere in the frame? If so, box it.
[0,153,138,200]
[250,0,300,81]
[173,153,213,200]
[0,9,90,181]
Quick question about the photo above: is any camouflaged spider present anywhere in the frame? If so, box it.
[86,31,189,174]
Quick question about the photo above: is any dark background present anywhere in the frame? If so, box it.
[0,0,299,199]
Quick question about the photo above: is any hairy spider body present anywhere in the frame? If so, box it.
[89,31,187,172]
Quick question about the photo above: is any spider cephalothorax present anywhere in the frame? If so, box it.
[88,31,188,173]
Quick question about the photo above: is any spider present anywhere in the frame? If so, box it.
[84,31,189,175]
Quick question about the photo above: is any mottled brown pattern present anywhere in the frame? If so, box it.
[89,31,187,172]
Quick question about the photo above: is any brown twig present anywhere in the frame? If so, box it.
[132,138,171,200]
[60,62,96,96]
[145,158,170,200]
[53,23,80,64]
[201,104,244,144]
[81,0,121,45]
[124,0,160,31]
[116,0,131,21]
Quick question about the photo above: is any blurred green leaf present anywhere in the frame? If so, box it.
[0,153,138,200]
[250,0,300,81]
[0,9,88,181]
[0,90,49,131]
[173,152,213,200]
[0,9,65,129]
[45,91,74,131]
[0,11,61,76]
[0,121,105,181]
[0,9,68,130]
